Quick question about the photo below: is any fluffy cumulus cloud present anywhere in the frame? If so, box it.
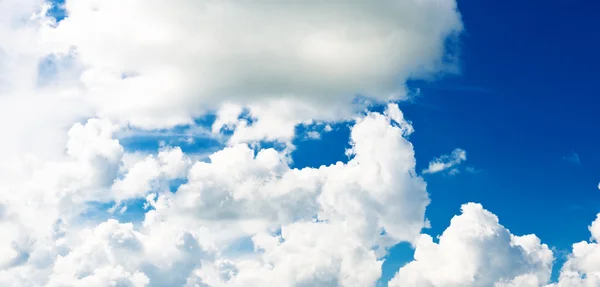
[1,0,594,287]
[57,0,462,127]
[111,146,192,202]
[0,104,430,286]
[142,107,430,286]
[548,214,600,287]
[389,203,554,287]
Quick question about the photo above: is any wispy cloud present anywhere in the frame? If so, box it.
[423,148,467,175]
[447,168,461,176]
[563,152,581,165]
[465,166,482,174]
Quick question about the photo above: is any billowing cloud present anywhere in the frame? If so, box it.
[140,105,430,285]
[389,203,554,287]
[423,148,467,174]
[0,104,431,286]
[54,0,462,128]
[547,214,600,287]
[111,146,192,202]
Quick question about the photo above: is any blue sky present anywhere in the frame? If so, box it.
[413,0,600,250]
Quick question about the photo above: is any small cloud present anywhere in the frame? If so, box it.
[465,166,482,174]
[423,148,467,175]
[447,168,460,176]
[302,123,335,140]
[563,152,581,165]
[306,131,321,140]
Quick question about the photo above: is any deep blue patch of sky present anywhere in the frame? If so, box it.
[47,0,66,22]
[289,122,352,169]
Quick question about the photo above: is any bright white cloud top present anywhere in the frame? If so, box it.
[389,203,553,287]
[0,0,597,286]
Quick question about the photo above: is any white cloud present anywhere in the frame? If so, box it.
[547,214,600,287]
[54,0,461,129]
[111,146,191,202]
[196,221,383,287]
[423,148,467,174]
[389,203,554,287]
[174,106,427,286]
[448,168,460,175]
[0,105,432,286]
[212,103,244,134]
[305,131,321,140]
[0,118,127,285]
[145,104,428,253]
